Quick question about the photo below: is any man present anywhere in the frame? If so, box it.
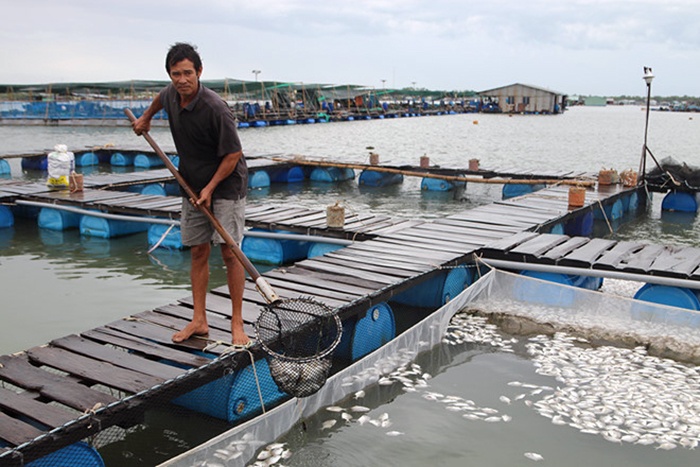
[132,42,249,346]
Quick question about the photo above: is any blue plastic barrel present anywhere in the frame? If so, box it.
[75,152,99,167]
[310,167,355,182]
[633,284,700,310]
[359,170,403,187]
[174,358,287,422]
[27,442,105,467]
[392,267,471,308]
[241,229,310,265]
[0,159,11,175]
[238,121,250,128]
[110,152,135,166]
[335,302,396,361]
[594,199,624,221]
[502,183,545,200]
[148,224,183,249]
[662,191,698,213]
[621,191,639,214]
[0,205,14,228]
[248,170,271,189]
[307,242,345,259]
[514,271,577,307]
[38,208,81,231]
[565,211,594,237]
[164,182,181,196]
[21,156,47,171]
[134,153,165,169]
[420,177,465,192]
[549,223,565,234]
[269,166,305,183]
[80,215,149,238]
[140,183,166,196]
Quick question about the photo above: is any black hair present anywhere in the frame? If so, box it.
[165,42,202,74]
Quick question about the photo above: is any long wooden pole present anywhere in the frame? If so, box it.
[274,157,595,187]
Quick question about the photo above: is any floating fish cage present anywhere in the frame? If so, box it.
[309,167,355,183]
[662,191,699,213]
[79,215,149,238]
[335,302,396,361]
[502,183,545,200]
[634,283,700,311]
[241,229,310,265]
[392,267,472,308]
[421,177,465,192]
[358,170,403,187]
[173,357,287,423]
[38,208,81,231]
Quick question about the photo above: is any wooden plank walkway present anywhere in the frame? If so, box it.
[0,178,645,464]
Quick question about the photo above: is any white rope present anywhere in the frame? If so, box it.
[147,224,175,254]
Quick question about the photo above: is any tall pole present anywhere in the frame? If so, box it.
[639,67,654,185]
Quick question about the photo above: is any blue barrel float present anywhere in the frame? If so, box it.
[633,284,700,311]
[248,170,271,189]
[335,302,396,361]
[74,151,99,167]
[25,442,104,467]
[421,177,465,192]
[148,224,183,249]
[0,159,11,175]
[268,166,305,183]
[140,183,167,196]
[594,199,624,221]
[134,153,165,169]
[307,242,345,259]
[110,152,135,166]
[662,191,698,213]
[38,208,81,231]
[173,357,287,422]
[392,267,471,308]
[241,229,310,265]
[620,191,640,214]
[502,183,546,200]
[21,156,47,171]
[359,170,403,187]
[0,205,14,228]
[514,271,603,307]
[80,215,149,238]
[310,167,355,183]
[565,211,594,237]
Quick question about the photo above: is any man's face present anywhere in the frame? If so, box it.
[169,58,201,100]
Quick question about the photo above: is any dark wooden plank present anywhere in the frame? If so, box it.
[619,243,667,273]
[510,234,570,257]
[296,260,396,285]
[325,250,430,273]
[649,245,700,277]
[144,304,255,339]
[593,241,645,270]
[347,241,457,262]
[263,276,363,302]
[80,327,211,368]
[482,232,540,252]
[309,255,417,279]
[386,226,493,246]
[26,346,163,394]
[0,355,117,411]
[435,217,523,234]
[327,247,438,268]
[375,234,478,254]
[412,222,507,239]
[365,219,424,235]
[558,238,617,267]
[275,264,387,290]
[49,335,184,380]
[263,270,375,296]
[542,237,591,261]
[105,318,215,353]
[0,411,44,447]
[0,386,75,428]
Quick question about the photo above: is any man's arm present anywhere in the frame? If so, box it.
[132,94,163,135]
[196,151,243,207]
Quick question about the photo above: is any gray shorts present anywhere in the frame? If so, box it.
[181,197,246,246]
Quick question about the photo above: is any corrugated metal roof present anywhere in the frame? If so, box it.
[477,83,565,96]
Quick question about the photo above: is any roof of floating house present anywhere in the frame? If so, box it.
[477,83,566,96]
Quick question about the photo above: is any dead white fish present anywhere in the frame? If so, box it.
[321,420,337,430]
[351,405,371,413]
[499,396,511,405]
[485,416,502,423]
[326,406,344,413]
[354,390,366,399]
[524,452,544,461]
[357,415,371,425]
[341,412,353,422]
[386,431,404,436]
[258,450,272,460]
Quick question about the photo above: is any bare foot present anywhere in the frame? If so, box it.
[232,328,251,347]
[172,322,209,343]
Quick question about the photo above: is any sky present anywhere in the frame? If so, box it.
[2,0,699,97]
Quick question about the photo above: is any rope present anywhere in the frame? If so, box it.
[596,199,614,235]
[147,224,175,254]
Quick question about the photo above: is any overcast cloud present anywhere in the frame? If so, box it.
[2,0,699,96]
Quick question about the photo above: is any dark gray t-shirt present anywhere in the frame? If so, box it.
[160,83,247,200]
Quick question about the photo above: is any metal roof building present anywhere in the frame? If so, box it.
[477,83,567,114]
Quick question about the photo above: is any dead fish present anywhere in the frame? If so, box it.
[386,431,404,436]
[351,405,371,413]
[326,406,344,413]
[524,452,544,461]
[354,390,366,399]
[321,420,337,430]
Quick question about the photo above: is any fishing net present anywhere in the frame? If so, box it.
[255,297,342,398]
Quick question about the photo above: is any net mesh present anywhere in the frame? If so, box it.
[255,297,342,398]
